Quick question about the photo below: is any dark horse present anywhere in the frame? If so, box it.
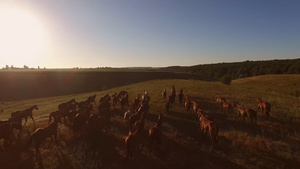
[27,120,58,159]
[11,105,38,126]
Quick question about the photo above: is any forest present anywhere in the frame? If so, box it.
[163,59,300,79]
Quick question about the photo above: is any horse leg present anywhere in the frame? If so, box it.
[23,117,28,127]
[30,115,36,124]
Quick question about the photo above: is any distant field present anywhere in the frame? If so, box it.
[0,74,299,169]
[0,70,211,101]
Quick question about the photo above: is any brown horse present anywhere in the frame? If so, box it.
[178,89,184,104]
[257,98,271,118]
[0,122,13,145]
[191,101,200,115]
[198,112,218,146]
[221,100,233,114]
[162,89,167,99]
[149,114,163,157]
[168,93,175,108]
[215,95,226,108]
[124,113,147,160]
[234,102,257,125]
[58,98,76,110]
[185,95,191,117]
[11,105,38,126]
[128,107,143,132]
[27,120,58,159]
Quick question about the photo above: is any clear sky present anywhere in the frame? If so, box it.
[0,0,299,68]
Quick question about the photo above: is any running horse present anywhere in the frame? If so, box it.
[27,120,58,159]
[11,105,38,126]
[257,98,271,118]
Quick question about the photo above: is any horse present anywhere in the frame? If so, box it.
[234,102,257,125]
[257,98,271,118]
[2,118,23,139]
[128,104,146,132]
[58,98,76,110]
[149,114,163,157]
[185,95,191,117]
[142,91,150,103]
[221,100,233,115]
[77,95,96,110]
[124,109,134,124]
[131,94,140,111]
[162,89,167,99]
[215,95,226,109]
[27,120,58,159]
[0,122,13,146]
[49,103,77,124]
[178,89,184,104]
[171,85,176,97]
[11,105,38,126]
[168,93,175,108]
[111,93,120,108]
[198,112,218,146]
[191,101,200,115]
[120,96,129,109]
[124,113,147,160]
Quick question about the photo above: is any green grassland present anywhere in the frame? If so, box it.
[0,74,299,169]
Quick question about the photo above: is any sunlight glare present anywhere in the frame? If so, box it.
[0,5,48,68]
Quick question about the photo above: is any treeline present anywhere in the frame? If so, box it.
[163,59,300,80]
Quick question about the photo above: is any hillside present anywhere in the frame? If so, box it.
[0,71,211,101]
[162,59,300,79]
[0,74,299,169]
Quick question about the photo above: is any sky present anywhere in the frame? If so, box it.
[0,0,299,68]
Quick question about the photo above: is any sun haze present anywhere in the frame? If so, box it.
[0,0,299,68]
[0,3,49,68]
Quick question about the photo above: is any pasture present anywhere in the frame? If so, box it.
[0,74,299,169]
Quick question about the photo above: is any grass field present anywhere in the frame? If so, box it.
[0,74,299,169]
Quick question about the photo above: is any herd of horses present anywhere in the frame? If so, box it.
[0,86,272,163]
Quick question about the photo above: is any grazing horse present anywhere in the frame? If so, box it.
[257,98,271,118]
[178,89,184,104]
[27,120,58,159]
[198,112,218,146]
[234,102,257,125]
[185,95,191,117]
[149,114,163,157]
[11,105,38,126]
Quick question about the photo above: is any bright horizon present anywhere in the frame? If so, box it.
[0,0,299,69]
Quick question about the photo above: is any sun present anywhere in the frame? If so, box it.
[0,5,48,68]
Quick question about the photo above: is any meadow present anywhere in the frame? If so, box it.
[0,74,299,169]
